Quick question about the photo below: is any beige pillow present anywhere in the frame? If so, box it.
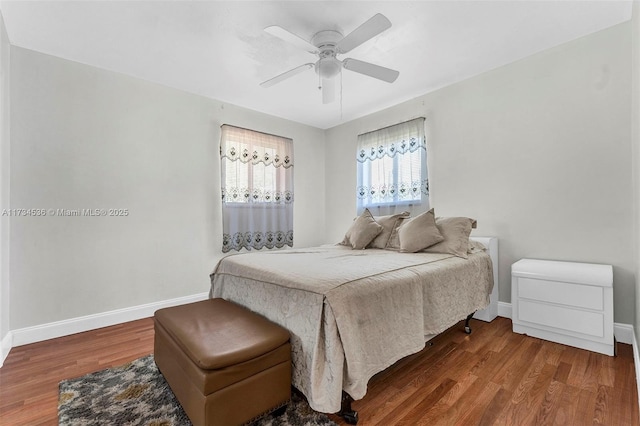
[368,211,410,249]
[423,217,477,258]
[386,216,408,250]
[397,209,444,253]
[342,209,383,249]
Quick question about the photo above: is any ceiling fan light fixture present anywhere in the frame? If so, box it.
[315,57,342,79]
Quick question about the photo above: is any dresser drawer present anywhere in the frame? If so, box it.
[517,299,604,338]
[518,277,604,310]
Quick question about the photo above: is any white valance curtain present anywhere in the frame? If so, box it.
[356,117,428,215]
[220,125,294,252]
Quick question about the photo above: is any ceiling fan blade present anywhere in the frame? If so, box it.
[322,77,335,104]
[336,13,392,54]
[264,26,318,54]
[260,63,314,88]
[343,58,399,83]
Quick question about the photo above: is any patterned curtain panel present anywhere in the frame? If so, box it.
[220,125,294,252]
[356,117,428,215]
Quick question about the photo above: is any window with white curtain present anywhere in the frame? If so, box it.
[220,125,293,252]
[356,117,428,215]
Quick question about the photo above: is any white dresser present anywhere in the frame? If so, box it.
[511,259,614,356]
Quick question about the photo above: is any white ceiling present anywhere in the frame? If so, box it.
[0,1,632,129]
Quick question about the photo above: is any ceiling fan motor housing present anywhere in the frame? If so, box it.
[311,30,343,50]
[312,30,343,79]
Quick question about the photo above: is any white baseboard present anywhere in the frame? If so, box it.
[9,292,209,349]
[632,331,640,415]
[497,301,633,345]
[614,323,635,345]
[0,330,12,367]
[498,301,512,319]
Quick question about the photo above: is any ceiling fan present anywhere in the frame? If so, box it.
[260,13,400,104]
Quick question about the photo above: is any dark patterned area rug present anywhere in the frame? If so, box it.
[58,355,337,426]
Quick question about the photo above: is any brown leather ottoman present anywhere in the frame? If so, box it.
[154,298,291,426]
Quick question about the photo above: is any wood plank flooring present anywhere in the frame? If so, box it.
[0,316,637,425]
[327,317,639,425]
[0,318,155,425]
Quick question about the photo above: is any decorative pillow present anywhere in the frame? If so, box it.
[423,217,477,258]
[385,216,408,250]
[368,211,410,249]
[342,209,384,249]
[397,209,444,253]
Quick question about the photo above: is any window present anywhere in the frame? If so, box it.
[220,125,293,252]
[356,117,428,214]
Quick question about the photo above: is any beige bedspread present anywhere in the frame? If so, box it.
[210,245,493,413]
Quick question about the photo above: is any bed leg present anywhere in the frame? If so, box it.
[338,391,359,424]
[464,312,475,334]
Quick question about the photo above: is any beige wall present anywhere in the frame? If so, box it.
[632,3,640,345]
[9,47,325,329]
[325,23,635,324]
[0,11,9,346]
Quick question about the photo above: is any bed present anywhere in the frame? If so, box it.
[209,232,499,420]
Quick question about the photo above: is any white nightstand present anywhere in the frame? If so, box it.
[511,258,614,356]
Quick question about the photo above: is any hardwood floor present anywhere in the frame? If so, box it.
[327,317,639,426]
[0,318,155,425]
[0,316,637,425]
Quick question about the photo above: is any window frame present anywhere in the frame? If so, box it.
[220,128,293,207]
[219,124,294,253]
[356,118,427,213]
